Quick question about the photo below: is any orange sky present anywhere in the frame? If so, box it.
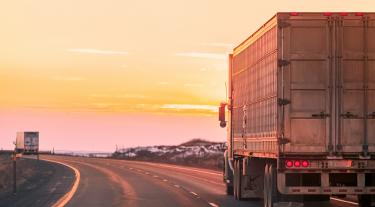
[1,0,375,151]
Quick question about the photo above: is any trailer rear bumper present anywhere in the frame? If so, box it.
[277,171,375,195]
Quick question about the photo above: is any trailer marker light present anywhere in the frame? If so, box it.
[302,160,309,167]
[339,12,348,16]
[290,12,299,16]
[355,12,364,16]
[286,160,293,168]
[323,12,333,17]
[294,160,301,167]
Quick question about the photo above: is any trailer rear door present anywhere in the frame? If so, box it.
[281,15,332,153]
[339,14,375,154]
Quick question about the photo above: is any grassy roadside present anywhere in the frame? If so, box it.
[0,153,53,197]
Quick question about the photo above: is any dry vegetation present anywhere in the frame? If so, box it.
[113,139,226,170]
[0,154,39,196]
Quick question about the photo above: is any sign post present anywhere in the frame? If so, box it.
[12,153,16,195]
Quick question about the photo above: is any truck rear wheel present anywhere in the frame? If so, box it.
[226,185,234,195]
[234,159,242,200]
[264,164,270,207]
[264,164,278,207]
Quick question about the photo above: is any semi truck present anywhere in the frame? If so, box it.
[219,12,375,207]
[16,131,39,154]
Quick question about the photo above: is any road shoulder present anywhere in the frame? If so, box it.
[0,157,76,207]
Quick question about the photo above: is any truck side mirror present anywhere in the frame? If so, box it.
[219,103,226,128]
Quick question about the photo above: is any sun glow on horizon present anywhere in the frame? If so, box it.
[1,0,375,150]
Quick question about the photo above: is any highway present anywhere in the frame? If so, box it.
[42,155,358,207]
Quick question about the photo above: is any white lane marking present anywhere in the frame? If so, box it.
[330,197,358,205]
[129,168,133,170]
[163,179,168,182]
[190,191,198,196]
[209,202,219,207]
[145,163,221,176]
[174,184,180,188]
[145,172,150,175]
[153,175,158,178]
[42,159,81,207]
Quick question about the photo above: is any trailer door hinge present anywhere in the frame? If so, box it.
[312,111,330,119]
[368,112,375,119]
[278,59,290,67]
[341,111,358,119]
[279,138,290,145]
[277,98,290,106]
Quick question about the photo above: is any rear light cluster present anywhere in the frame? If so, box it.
[285,160,310,168]
[290,12,364,17]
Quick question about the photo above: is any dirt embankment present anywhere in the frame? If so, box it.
[0,153,53,196]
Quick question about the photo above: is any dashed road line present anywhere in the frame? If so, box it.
[122,165,221,207]
[190,191,198,196]
[209,202,219,207]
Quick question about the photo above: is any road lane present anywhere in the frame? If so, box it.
[43,156,358,207]
[50,158,126,207]
[44,156,212,207]
[102,159,358,207]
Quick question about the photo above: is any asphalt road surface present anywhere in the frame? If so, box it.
[42,155,358,207]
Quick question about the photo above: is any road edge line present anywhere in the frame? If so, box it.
[42,159,80,207]
[330,197,358,205]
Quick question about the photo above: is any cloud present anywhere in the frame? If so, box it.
[51,76,85,81]
[90,94,147,99]
[175,52,227,60]
[157,81,170,85]
[183,83,204,87]
[160,104,218,113]
[204,42,234,49]
[67,48,129,55]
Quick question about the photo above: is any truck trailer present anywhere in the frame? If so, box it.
[16,131,39,154]
[219,12,375,207]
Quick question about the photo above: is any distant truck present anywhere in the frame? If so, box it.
[219,12,375,207]
[16,131,39,154]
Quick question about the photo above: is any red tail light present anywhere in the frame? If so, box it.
[323,12,333,17]
[302,160,309,167]
[286,160,293,168]
[340,12,348,16]
[290,12,299,16]
[294,160,301,167]
[285,160,310,168]
[355,12,364,16]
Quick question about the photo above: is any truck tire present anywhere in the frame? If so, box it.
[226,185,234,195]
[358,195,375,207]
[264,164,270,207]
[264,164,279,207]
[234,159,242,200]
[234,160,238,198]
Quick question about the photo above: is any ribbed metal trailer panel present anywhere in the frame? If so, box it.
[230,12,375,158]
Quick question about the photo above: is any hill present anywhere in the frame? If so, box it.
[112,139,226,170]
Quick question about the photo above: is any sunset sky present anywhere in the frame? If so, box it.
[1,0,374,151]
